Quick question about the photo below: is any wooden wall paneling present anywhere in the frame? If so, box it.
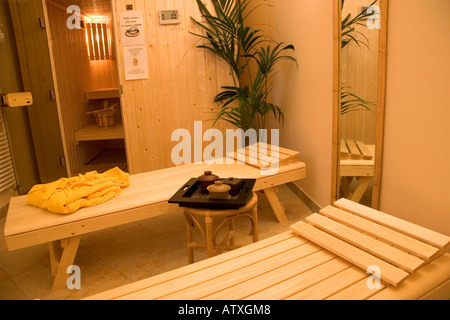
[172,0,191,163]
[181,0,197,136]
[191,2,212,160]
[175,0,194,136]
[145,0,168,170]
[180,0,206,163]
[175,0,190,133]
[140,0,165,171]
[192,0,209,117]
[184,0,208,163]
[174,0,198,165]
[124,0,147,173]
[216,54,237,134]
[48,0,112,17]
[89,56,119,90]
[158,0,178,168]
[111,0,236,174]
[90,61,100,89]
[186,0,236,160]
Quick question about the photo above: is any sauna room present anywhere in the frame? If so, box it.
[46,0,126,177]
[0,0,449,301]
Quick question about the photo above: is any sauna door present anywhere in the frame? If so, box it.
[6,0,68,184]
[1,0,41,198]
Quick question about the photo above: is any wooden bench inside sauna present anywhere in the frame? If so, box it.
[340,139,375,203]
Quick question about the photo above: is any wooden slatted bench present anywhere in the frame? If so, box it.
[3,144,305,290]
[340,139,375,203]
[85,199,450,300]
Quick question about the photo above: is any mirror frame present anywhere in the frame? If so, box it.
[332,0,389,209]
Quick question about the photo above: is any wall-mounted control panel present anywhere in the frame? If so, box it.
[159,10,181,25]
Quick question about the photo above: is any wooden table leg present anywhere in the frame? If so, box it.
[50,235,81,290]
[229,217,235,247]
[340,176,352,199]
[263,187,288,223]
[184,211,195,264]
[205,216,214,258]
[350,177,372,203]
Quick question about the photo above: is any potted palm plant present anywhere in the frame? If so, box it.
[190,0,297,137]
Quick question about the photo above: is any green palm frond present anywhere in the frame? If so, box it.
[341,0,377,49]
[341,86,375,115]
[192,0,297,133]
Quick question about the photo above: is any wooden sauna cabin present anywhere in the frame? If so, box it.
[45,0,127,177]
[41,0,236,178]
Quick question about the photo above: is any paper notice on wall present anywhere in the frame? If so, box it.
[123,45,149,80]
[119,11,145,46]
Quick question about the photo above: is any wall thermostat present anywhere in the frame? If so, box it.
[159,10,181,25]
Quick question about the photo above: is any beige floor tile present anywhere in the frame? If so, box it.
[0,265,27,300]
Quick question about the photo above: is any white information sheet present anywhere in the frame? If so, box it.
[123,45,149,80]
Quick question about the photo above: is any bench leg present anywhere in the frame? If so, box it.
[49,236,81,290]
[340,176,352,199]
[263,187,288,223]
[48,241,61,277]
[350,177,372,203]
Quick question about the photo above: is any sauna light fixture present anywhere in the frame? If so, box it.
[85,21,112,61]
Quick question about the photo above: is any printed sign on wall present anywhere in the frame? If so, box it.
[119,11,145,46]
[123,45,149,80]
[119,11,149,80]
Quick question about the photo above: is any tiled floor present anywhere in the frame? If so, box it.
[0,185,312,300]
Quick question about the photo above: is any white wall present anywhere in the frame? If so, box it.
[267,0,334,208]
[380,0,450,235]
[244,0,450,239]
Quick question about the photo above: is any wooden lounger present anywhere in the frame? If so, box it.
[3,144,305,290]
[340,139,375,203]
[85,199,450,300]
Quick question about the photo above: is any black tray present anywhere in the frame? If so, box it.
[168,178,256,209]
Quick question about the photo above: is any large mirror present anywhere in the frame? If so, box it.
[332,0,388,209]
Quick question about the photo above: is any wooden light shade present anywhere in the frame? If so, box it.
[85,22,111,60]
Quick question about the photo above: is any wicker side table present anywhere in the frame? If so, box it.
[183,193,258,264]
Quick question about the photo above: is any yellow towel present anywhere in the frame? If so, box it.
[27,167,130,214]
